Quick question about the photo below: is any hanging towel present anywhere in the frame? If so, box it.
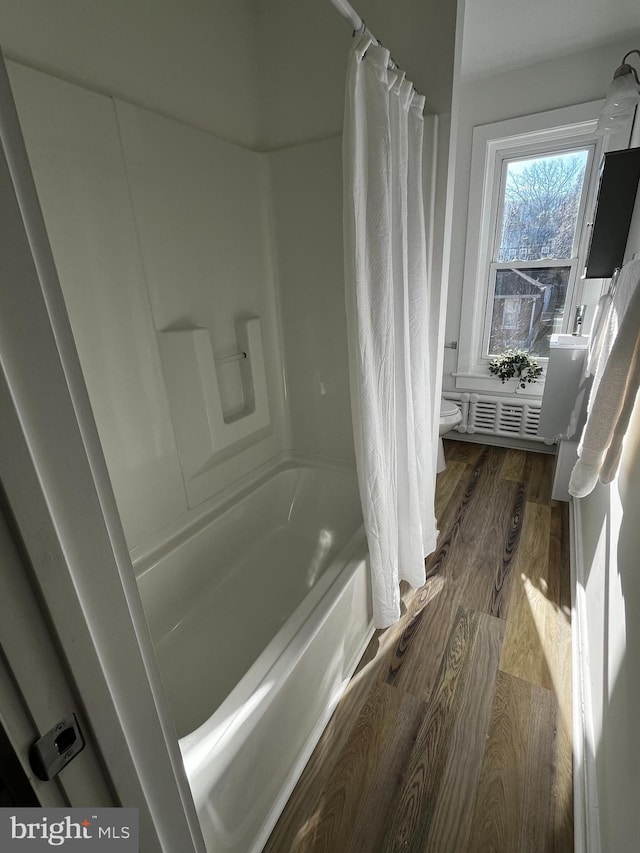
[584,291,612,377]
[569,259,640,497]
[585,261,640,384]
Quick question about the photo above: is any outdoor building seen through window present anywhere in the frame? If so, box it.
[487,149,589,358]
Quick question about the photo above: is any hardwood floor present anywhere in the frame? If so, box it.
[264,441,573,853]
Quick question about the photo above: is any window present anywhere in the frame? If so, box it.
[486,148,590,359]
[453,101,632,395]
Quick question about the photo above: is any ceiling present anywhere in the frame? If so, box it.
[462,0,640,79]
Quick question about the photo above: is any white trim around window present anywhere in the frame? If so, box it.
[455,100,632,396]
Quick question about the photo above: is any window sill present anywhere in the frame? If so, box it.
[452,371,545,397]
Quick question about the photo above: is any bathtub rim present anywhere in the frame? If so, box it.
[250,585,375,853]
[133,449,373,853]
[181,540,375,853]
[131,449,358,578]
[179,524,368,760]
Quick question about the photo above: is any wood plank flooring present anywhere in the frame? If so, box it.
[264,441,572,853]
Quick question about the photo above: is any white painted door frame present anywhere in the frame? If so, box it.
[0,499,114,808]
[0,48,205,852]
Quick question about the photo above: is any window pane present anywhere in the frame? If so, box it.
[488,266,569,358]
[497,150,589,262]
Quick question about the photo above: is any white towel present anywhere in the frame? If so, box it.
[586,260,640,389]
[569,259,640,497]
[584,292,612,377]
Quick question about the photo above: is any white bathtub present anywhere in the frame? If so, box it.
[135,456,373,853]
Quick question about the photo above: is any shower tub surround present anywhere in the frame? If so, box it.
[9,57,373,852]
[135,453,373,853]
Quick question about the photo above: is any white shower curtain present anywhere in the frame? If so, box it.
[343,33,438,629]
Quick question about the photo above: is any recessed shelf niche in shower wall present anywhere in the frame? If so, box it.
[158,317,271,486]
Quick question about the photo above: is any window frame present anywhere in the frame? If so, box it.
[454,101,631,396]
[482,141,595,361]
[483,259,576,359]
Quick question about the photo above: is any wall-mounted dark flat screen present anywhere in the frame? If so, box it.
[584,147,640,279]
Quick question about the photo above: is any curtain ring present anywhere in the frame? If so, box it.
[352,18,366,38]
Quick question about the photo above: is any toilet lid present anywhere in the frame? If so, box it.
[440,399,459,417]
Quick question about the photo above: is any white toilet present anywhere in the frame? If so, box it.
[437,397,462,473]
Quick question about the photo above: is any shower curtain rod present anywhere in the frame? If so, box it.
[328,0,364,33]
[328,0,401,72]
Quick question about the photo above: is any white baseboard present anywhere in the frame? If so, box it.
[444,431,556,454]
[570,498,601,853]
[250,621,376,853]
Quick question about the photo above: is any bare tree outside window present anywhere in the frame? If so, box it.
[488,149,589,358]
[498,152,588,262]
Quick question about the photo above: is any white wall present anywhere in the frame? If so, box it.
[254,0,455,151]
[114,100,288,508]
[268,136,355,460]
[574,174,640,852]
[0,0,260,147]
[443,34,640,392]
[9,61,288,551]
[3,1,458,550]
[8,62,188,549]
[0,0,456,152]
